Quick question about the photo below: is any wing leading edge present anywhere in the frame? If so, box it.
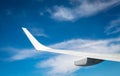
[22,27,120,62]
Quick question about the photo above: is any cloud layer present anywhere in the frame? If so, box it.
[50,0,120,21]
[105,18,120,35]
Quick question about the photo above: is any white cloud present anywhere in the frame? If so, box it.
[105,18,120,35]
[7,48,38,61]
[37,55,80,76]
[51,0,120,21]
[10,49,36,61]
[50,38,120,53]
[52,6,75,21]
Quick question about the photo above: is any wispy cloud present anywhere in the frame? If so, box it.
[50,0,120,21]
[105,18,120,35]
[50,38,120,53]
[2,48,38,61]
[37,55,80,76]
[9,49,38,61]
[51,6,75,21]
[30,27,48,37]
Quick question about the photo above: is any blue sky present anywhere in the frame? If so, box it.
[0,0,120,76]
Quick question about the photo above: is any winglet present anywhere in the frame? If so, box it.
[22,27,50,51]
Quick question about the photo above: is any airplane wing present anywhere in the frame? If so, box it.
[22,27,120,62]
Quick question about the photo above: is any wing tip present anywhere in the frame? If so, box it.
[22,27,50,51]
[22,27,26,30]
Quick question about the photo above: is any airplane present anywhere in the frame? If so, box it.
[22,27,120,66]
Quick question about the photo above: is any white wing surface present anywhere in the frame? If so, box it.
[22,27,120,62]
